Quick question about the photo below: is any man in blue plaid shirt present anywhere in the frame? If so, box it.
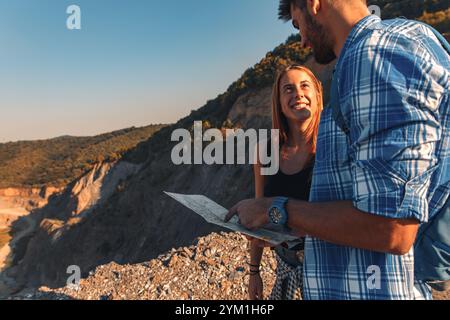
[225,0,449,299]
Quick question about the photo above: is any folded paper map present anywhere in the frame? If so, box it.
[164,192,300,247]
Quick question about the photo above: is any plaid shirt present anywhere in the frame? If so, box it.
[305,15,450,300]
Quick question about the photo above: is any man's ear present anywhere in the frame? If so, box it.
[306,0,321,16]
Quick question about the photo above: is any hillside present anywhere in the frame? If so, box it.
[369,0,450,34]
[0,125,165,189]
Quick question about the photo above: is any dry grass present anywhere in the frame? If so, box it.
[419,8,450,26]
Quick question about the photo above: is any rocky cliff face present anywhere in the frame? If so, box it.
[0,186,61,239]
[228,87,273,130]
[0,186,62,214]
[0,160,141,294]
[68,161,142,218]
[0,186,62,276]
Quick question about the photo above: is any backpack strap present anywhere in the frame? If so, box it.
[415,198,450,283]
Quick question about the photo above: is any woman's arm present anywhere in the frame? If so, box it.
[250,160,265,266]
[248,160,265,300]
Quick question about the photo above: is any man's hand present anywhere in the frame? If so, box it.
[224,198,273,230]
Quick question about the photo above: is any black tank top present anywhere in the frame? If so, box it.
[264,164,314,201]
[262,145,314,266]
[262,138,314,201]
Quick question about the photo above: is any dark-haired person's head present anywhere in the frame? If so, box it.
[278,0,369,64]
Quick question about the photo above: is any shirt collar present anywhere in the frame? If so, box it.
[335,14,381,67]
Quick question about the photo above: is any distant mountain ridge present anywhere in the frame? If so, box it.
[0,125,166,189]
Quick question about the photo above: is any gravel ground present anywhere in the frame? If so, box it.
[9,231,449,301]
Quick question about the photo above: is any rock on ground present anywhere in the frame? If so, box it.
[13,232,277,300]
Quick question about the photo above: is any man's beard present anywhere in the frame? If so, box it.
[304,12,336,64]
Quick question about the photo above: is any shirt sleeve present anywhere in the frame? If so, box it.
[338,31,446,223]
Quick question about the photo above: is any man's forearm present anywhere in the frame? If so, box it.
[286,200,419,255]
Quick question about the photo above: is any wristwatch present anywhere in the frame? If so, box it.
[268,197,289,226]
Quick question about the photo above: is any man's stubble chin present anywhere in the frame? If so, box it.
[305,14,336,64]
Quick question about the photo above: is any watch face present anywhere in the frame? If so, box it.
[270,208,282,223]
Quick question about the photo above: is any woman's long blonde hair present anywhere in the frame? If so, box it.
[272,65,323,153]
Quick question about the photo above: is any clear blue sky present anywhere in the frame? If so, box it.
[0,0,294,142]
